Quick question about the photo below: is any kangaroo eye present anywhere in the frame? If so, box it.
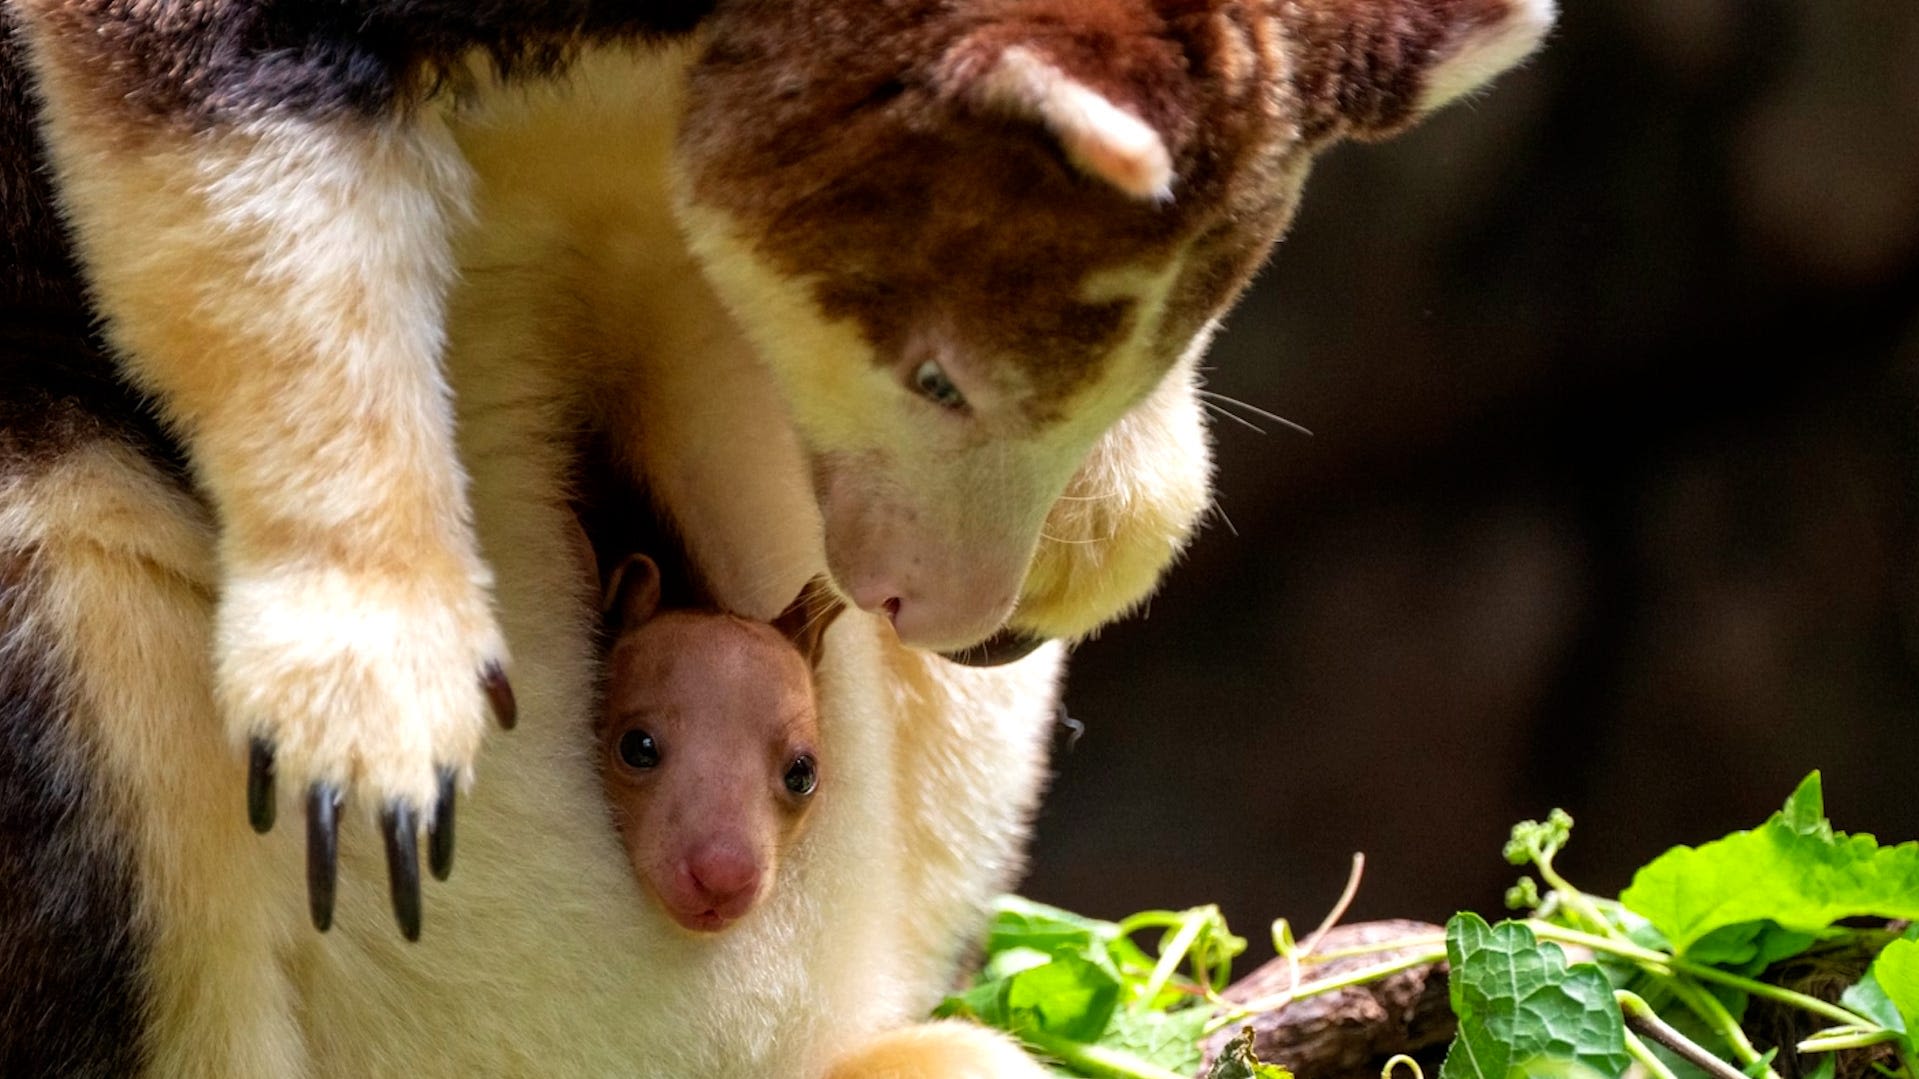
[782,754,818,797]
[617,729,660,770]
[911,360,967,411]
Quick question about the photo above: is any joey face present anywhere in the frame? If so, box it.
[599,612,822,933]
[674,0,1556,651]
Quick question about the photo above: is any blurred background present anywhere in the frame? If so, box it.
[1025,0,1919,963]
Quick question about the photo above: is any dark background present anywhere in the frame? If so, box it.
[1026,0,1919,963]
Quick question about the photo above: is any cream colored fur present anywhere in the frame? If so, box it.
[1420,0,1559,112]
[17,16,502,814]
[1020,332,1216,641]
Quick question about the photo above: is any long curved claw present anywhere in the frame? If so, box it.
[481,663,517,731]
[383,803,422,942]
[307,783,342,932]
[427,768,456,883]
[248,739,276,833]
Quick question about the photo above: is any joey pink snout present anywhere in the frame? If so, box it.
[660,841,763,933]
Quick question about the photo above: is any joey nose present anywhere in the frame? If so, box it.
[684,845,760,919]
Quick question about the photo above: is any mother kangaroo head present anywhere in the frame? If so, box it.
[674,0,1554,653]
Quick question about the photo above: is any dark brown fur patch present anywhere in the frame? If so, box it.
[679,0,1538,415]
[13,0,715,129]
[0,330,202,1067]
[0,19,86,314]
[1280,0,1527,142]
[0,553,153,1077]
[0,317,187,484]
[680,1,1239,415]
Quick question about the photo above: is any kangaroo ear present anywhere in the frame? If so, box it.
[944,44,1174,201]
[1287,0,1556,140]
[771,576,845,669]
[604,554,663,629]
[1418,0,1558,114]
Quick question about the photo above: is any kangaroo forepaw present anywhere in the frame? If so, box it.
[221,563,508,940]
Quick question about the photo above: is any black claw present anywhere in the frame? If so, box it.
[482,663,517,730]
[428,768,456,882]
[382,803,422,942]
[306,783,341,933]
[247,739,276,834]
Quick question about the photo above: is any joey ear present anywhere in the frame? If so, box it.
[1287,0,1555,140]
[948,45,1174,201]
[771,577,845,669]
[604,554,663,629]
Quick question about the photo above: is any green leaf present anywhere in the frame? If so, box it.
[1842,934,1919,1049]
[934,949,1122,1043]
[938,977,1012,1026]
[1102,1008,1211,1075]
[983,946,1060,981]
[1438,913,1632,1079]
[1683,922,1815,976]
[1620,771,1919,956]
[1005,952,1124,1041]
[1872,936,1919,1031]
[987,896,1117,957]
[1780,772,1827,836]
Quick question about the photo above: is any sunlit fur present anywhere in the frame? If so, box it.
[825,1021,1059,1079]
[0,1,1555,1072]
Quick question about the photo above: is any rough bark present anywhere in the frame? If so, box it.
[1199,919,1452,1079]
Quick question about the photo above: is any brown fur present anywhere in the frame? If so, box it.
[677,0,1525,419]
[10,0,713,128]
[0,24,83,313]
[0,543,150,1075]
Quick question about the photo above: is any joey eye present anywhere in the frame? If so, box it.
[782,754,818,797]
[617,729,660,770]
[911,360,967,411]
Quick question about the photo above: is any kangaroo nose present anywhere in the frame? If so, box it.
[847,581,902,625]
[844,579,1016,653]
